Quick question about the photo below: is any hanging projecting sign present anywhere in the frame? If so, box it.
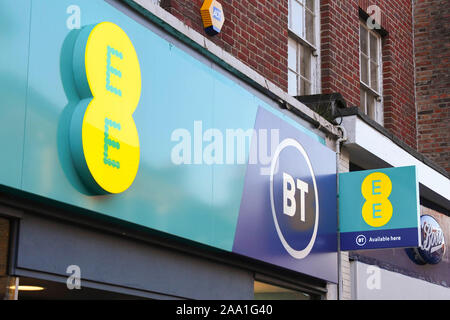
[405,215,446,265]
[339,166,421,251]
[200,0,225,36]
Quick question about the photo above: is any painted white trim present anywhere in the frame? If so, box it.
[288,0,321,95]
[342,116,450,205]
[130,0,339,137]
[359,21,383,125]
[314,0,321,94]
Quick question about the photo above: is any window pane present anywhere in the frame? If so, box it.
[370,61,378,92]
[300,45,311,79]
[370,33,378,61]
[305,10,315,44]
[300,78,311,95]
[306,0,314,11]
[290,0,304,37]
[360,53,369,85]
[288,70,298,96]
[360,24,368,55]
[288,38,298,71]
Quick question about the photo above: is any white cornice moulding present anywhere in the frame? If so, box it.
[342,115,450,210]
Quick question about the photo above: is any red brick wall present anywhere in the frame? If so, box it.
[321,0,417,149]
[320,0,361,107]
[162,1,418,149]
[163,0,289,92]
[414,0,450,174]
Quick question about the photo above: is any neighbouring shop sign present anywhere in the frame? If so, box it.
[339,166,421,251]
[406,215,446,265]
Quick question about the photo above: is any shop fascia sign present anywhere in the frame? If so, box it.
[232,107,338,283]
[406,215,446,265]
[66,20,338,282]
[339,166,421,251]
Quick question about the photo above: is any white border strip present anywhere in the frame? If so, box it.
[343,115,450,203]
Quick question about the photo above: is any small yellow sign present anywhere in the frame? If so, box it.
[200,0,225,36]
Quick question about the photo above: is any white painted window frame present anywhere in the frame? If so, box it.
[359,21,383,124]
[288,0,321,96]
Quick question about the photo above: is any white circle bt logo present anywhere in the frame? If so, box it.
[270,138,319,260]
[356,235,367,246]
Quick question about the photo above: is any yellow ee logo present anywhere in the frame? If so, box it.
[70,22,141,194]
[361,172,393,227]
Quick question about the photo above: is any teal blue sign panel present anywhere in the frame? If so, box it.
[339,166,421,251]
[0,0,31,188]
[0,0,336,281]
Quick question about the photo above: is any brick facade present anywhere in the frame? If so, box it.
[162,0,420,150]
[321,0,417,149]
[162,0,289,92]
[414,0,450,174]
[320,1,361,109]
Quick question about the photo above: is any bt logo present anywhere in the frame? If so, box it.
[270,139,319,260]
[356,234,367,246]
[70,22,141,194]
[283,172,309,222]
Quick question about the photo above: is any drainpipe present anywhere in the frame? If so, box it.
[335,124,347,300]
